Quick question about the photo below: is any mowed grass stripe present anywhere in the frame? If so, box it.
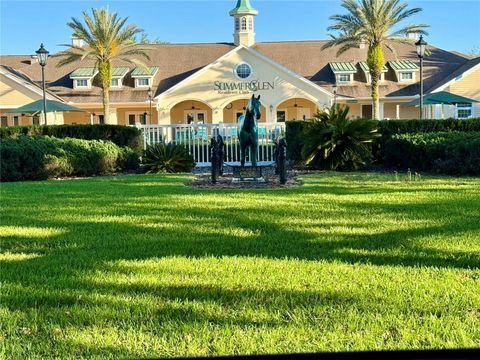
[0,172,479,358]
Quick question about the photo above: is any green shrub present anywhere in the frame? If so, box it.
[143,143,195,173]
[118,147,141,172]
[301,105,381,170]
[0,124,143,153]
[286,117,480,166]
[0,136,140,182]
[384,131,480,175]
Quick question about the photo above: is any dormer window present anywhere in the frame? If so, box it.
[359,62,388,84]
[131,66,158,88]
[329,62,356,85]
[137,78,150,87]
[76,79,88,87]
[388,60,419,83]
[70,67,98,89]
[110,67,129,88]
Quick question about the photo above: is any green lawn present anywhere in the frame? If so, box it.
[1,172,479,359]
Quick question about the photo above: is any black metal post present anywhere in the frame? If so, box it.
[419,56,424,120]
[41,65,47,125]
[149,98,152,125]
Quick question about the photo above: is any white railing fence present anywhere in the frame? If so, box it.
[137,123,286,166]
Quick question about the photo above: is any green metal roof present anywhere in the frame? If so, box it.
[131,66,158,77]
[359,62,388,72]
[69,67,97,78]
[7,99,86,114]
[229,0,258,15]
[388,60,419,71]
[329,62,357,73]
[404,91,480,107]
[111,67,129,77]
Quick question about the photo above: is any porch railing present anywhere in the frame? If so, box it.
[137,123,286,167]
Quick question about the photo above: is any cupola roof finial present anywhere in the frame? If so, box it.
[229,0,258,16]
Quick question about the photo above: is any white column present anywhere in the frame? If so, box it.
[379,102,385,120]
[211,107,223,124]
[265,104,276,123]
[396,104,400,119]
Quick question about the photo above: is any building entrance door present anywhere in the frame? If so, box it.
[185,111,207,124]
[362,105,373,119]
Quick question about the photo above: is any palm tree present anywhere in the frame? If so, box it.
[302,104,381,170]
[323,0,428,120]
[54,8,149,123]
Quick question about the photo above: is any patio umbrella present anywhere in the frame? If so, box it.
[7,99,86,114]
[403,91,479,107]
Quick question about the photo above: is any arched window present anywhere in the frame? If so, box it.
[248,17,253,30]
[235,18,239,31]
[241,17,247,31]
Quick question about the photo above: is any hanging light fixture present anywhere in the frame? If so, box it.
[294,98,298,107]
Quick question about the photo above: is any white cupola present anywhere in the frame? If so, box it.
[229,0,258,47]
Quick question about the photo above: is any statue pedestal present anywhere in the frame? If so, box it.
[231,166,265,183]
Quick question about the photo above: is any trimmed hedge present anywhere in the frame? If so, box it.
[286,118,480,164]
[0,124,143,152]
[383,131,480,175]
[0,136,139,182]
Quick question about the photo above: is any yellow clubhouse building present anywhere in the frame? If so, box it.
[1,0,480,127]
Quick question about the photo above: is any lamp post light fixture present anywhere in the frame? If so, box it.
[35,43,49,125]
[333,84,338,106]
[415,35,427,120]
[147,87,153,124]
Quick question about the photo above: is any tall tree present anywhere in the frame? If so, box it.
[323,0,428,119]
[54,8,149,123]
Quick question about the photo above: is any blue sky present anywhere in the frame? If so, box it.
[1,0,479,55]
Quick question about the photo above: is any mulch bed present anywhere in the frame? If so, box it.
[186,171,303,189]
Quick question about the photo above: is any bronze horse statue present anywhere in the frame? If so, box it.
[238,94,261,167]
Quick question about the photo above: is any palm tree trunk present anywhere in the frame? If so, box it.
[102,89,110,124]
[367,43,384,120]
[99,61,112,124]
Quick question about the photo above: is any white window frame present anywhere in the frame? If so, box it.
[234,62,253,80]
[74,78,90,88]
[456,103,473,119]
[126,112,148,125]
[276,108,287,122]
[111,78,122,88]
[135,78,150,88]
[337,73,353,84]
[399,71,415,82]
[183,110,207,124]
[366,72,386,84]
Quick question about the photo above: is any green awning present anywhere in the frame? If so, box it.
[404,91,480,107]
[388,60,419,71]
[329,62,356,73]
[70,67,97,78]
[111,67,129,77]
[359,62,388,72]
[7,100,87,114]
[131,66,158,77]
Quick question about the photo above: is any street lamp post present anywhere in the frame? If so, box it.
[415,35,427,120]
[333,84,338,106]
[35,44,49,125]
[147,87,153,124]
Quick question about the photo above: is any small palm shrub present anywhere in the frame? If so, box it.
[302,105,381,170]
[142,143,195,173]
